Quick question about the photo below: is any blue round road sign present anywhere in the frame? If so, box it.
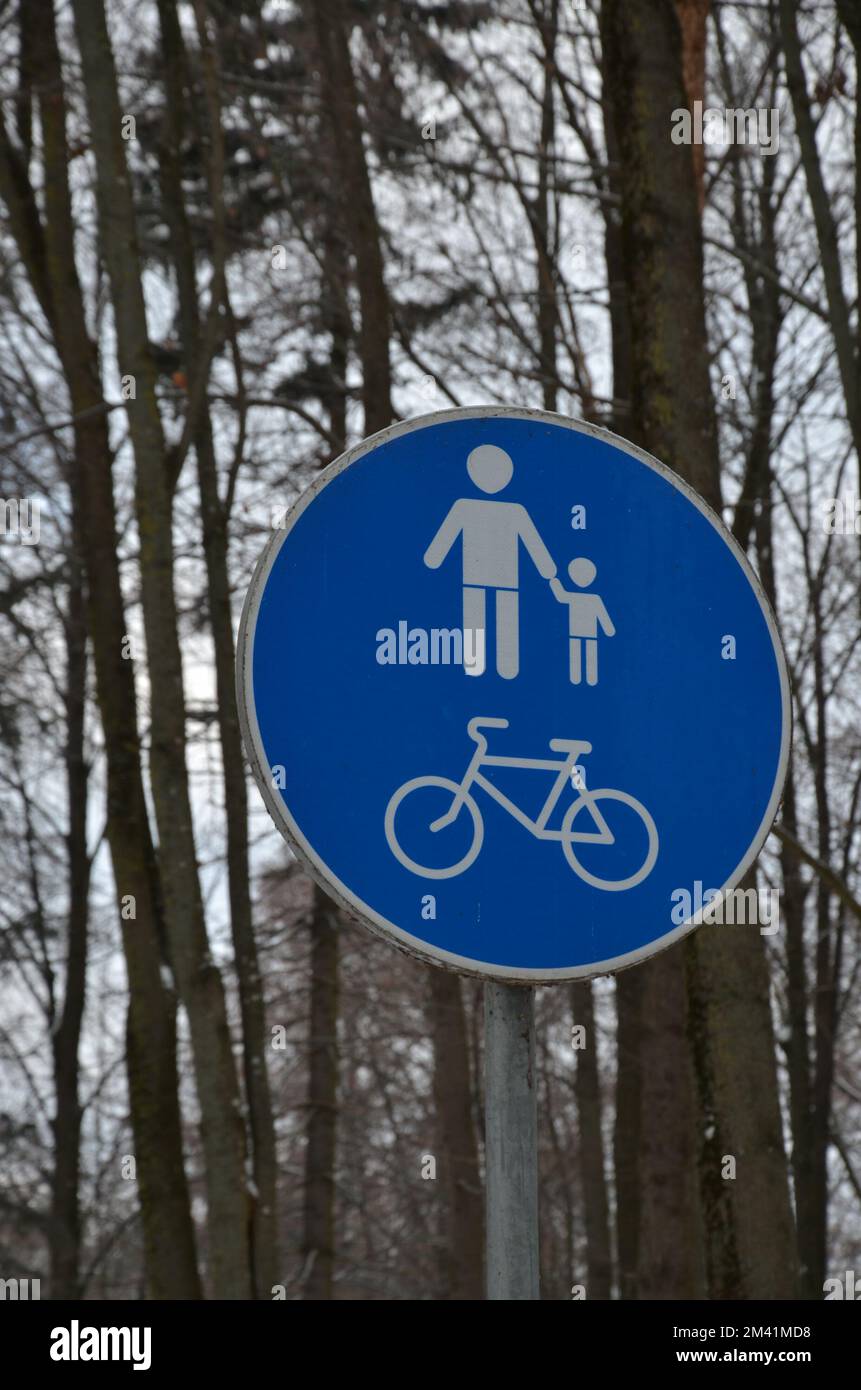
[237,408,789,981]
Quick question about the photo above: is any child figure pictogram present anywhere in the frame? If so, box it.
[550,558,615,686]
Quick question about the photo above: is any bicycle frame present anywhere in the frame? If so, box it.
[432,739,611,843]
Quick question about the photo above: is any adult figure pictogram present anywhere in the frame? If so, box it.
[423,444,557,678]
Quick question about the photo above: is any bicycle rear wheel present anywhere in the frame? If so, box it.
[385,776,483,879]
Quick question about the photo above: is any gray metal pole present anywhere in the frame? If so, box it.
[484,981,539,1299]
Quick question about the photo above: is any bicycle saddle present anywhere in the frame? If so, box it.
[549,737,592,754]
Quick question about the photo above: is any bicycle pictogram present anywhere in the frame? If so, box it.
[385,716,659,890]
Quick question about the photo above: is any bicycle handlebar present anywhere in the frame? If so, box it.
[468,716,509,738]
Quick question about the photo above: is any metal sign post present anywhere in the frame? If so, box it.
[485,982,539,1299]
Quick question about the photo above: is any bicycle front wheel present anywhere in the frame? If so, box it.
[561,790,658,891]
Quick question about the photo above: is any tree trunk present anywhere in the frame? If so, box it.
[429,969,484,1299]
[310,0,393,434]
[571,982,612,1299]
[779,0,861,461]
[673,0,710,212]
[596,13,643,1298]
[299,213,352,1301]
[808,578,837,1297]
[71,0,252,1297]
[603,0,798,1298]
[304,0,487,1305]
[0,0,201,1299]
[155,0,279,1298]
[777,0,858,1297]
[781,769,816,1294]
[638,957,704,1298]
[613,969,642,1300]
[602,0,705,1302]
[49,547,89,1298]
[722,112,819,1296]
[532,0,561,411]
[302,884,340,1299]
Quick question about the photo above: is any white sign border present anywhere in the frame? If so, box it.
[236,406,791,983]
